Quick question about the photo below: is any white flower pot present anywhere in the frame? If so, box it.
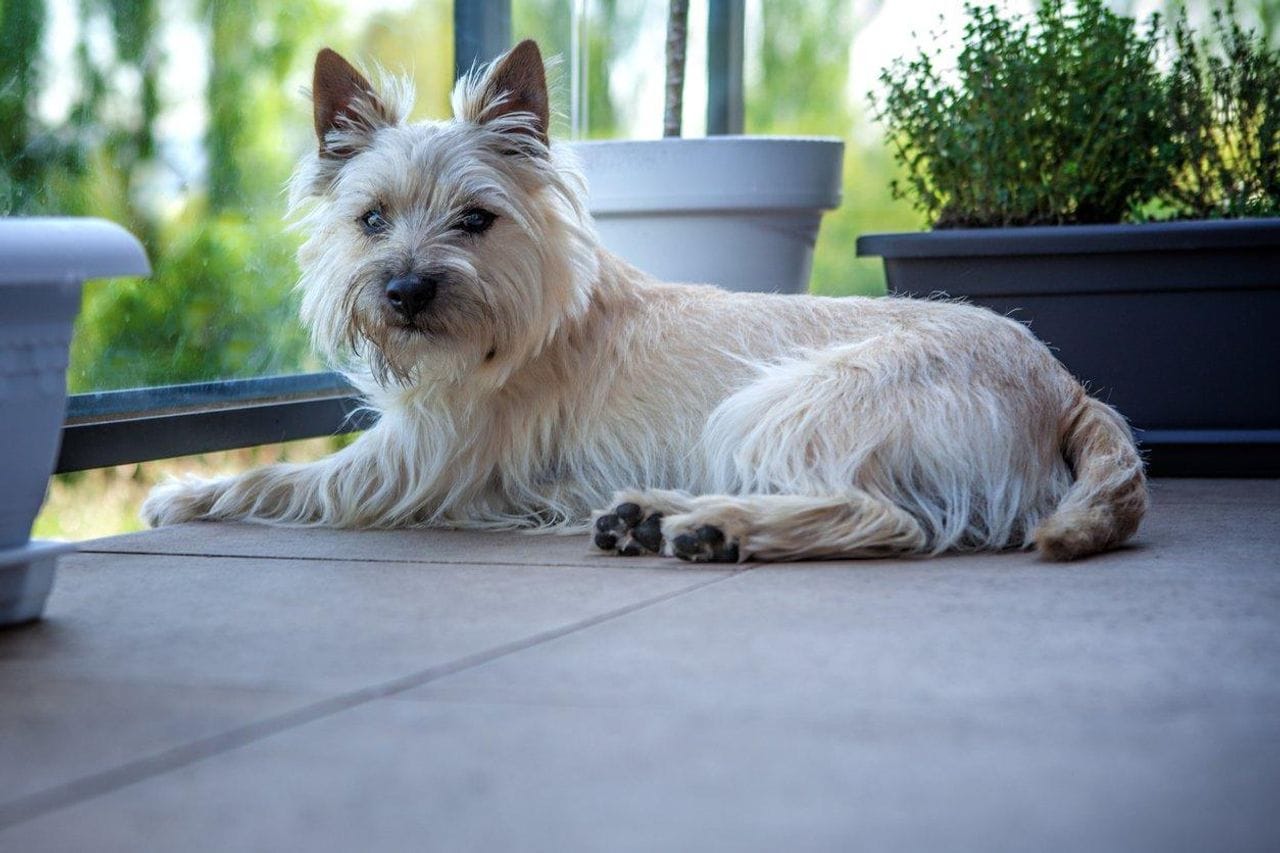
[568,137,844,294]
[0,217,149,625]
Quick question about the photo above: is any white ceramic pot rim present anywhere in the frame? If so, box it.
[567,136,844,215]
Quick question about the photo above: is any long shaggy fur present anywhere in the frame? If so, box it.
[144,41,1147,562]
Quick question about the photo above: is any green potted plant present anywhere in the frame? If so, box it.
[855,0,1279,475]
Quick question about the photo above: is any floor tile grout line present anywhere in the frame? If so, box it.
[73,547,680,569]
[0,566,757,831]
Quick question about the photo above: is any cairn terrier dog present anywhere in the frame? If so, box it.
[144,40,1147,562]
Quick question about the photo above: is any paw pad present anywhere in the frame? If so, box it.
[594,503,664,557]
[671,524,740,563]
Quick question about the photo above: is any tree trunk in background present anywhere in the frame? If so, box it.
[664,0,688,137]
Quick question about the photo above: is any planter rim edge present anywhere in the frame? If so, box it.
[566,135,844,148]
[856,219,1280,259]
[569,137,844,214]
[0,217,151,284]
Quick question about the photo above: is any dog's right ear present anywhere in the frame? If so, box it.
[312,48,396,160]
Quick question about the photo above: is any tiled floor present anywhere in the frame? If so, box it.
[2,479,1278,852]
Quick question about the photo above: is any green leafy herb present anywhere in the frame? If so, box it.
[874,0,1280,228]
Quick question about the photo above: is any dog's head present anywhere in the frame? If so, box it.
[290,40,598,388]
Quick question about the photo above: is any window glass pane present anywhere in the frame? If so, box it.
[508,0,912,297]
[2,0,454,393]
[740,0,909,298]
[513,0,710,140]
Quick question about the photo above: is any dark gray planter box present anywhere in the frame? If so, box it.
[856,219,1280,476]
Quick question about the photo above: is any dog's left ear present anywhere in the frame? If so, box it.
[312,48,397,159]
[469,39,550,146]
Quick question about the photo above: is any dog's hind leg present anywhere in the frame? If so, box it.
[590,488,927,563]
[683,329,1074,560]
[659,491,928,562]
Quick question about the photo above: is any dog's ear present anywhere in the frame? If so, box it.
[312,48,396,159]
[468,39,550,146]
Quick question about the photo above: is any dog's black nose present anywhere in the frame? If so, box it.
[384,275,437,320]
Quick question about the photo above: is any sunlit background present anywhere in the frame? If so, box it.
[3,0,1275,537]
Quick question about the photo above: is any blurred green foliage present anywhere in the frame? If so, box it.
[1166,0,1280,217]
[71,211,312,386]
[745,0,910,296]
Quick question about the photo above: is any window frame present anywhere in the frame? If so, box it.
[57,373,373,473]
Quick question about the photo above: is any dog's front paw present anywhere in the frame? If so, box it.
[593,502,665,556]
[666,521,741,563]
[142,477,224,527]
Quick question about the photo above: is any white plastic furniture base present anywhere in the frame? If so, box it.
[0,539,74,626]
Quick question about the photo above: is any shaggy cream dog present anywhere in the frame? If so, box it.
[144,41,1147,563]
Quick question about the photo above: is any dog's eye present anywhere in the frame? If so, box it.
[455,208,496,235]
[360,209,390,235]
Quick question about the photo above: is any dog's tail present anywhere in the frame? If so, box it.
[1034,394,1147,561]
